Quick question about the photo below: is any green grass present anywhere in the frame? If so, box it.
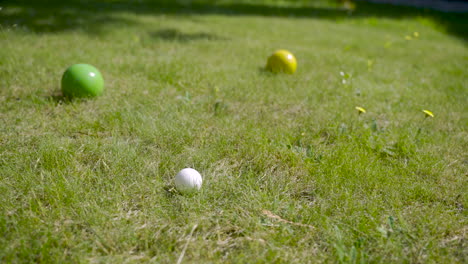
[0,0,467,263]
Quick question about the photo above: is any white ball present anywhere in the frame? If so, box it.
[175,168,202,192]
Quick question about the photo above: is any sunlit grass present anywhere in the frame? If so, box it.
[0,0,467,263]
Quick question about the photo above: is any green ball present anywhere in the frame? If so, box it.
[61,64,104,98]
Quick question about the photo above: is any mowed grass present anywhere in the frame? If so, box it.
[0,0,467,263]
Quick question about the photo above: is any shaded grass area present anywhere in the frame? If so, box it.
[1,0,467,41]
[0,0,467,263]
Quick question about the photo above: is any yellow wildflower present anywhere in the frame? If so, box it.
[355,106,366,114]
[422,110,434,118]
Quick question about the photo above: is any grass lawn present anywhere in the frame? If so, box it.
[0,0,467,263]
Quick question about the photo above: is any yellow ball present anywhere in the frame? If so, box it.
[266,49,297,74]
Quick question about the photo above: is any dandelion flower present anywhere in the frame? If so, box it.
[413,32,419,38]
[405,35,412,40]
[355,106,366,114]
[423,110,434,118]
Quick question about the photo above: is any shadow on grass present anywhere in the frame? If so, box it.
[258,66,280,76]
[163,185,178,198]
[151,28,228,42]
[46,94,69,104]
[0,0,467,41]
[44,93,100,105]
